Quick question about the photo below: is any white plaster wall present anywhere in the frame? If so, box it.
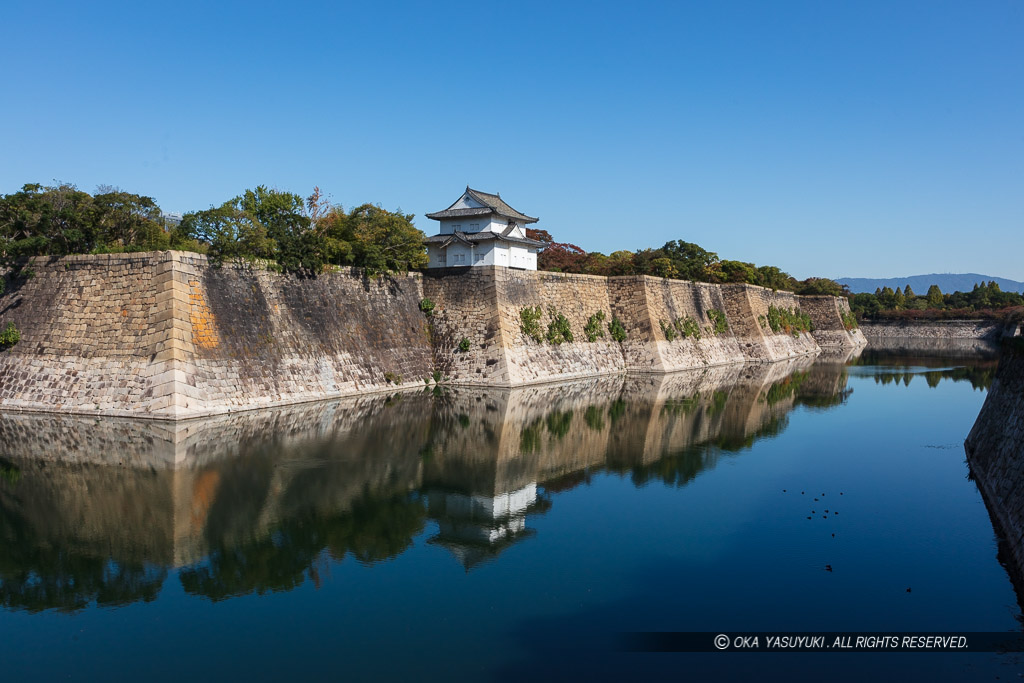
[427,245,447,267]
[445,243,473,266]
[509,245,537,270]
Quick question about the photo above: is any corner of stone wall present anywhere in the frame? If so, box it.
[607,276,663,372]
[422,266,514,387]
[802,295,866,348]
[142,252,204,418]
[720,284,773,361]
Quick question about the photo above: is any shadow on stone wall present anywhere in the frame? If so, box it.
[965,341,1024,618]
[0,356,856,608]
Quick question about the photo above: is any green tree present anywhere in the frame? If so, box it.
[892,287,906,308]
[325,204,427,276]
[926,284,943,307]
[92,190,169,252]
[795,278,845,296]
[660,240,719,281]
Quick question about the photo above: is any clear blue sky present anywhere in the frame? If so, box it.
[3,1,1022,280]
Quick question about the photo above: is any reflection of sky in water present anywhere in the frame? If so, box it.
[0,351,1018,681]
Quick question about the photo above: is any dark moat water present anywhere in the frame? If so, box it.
[0,349,1019,681]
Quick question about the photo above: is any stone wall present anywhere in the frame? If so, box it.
[801,295,869,348]
[0,252,859,418]
[423,269,860,387]
[1,252,434,419]
[861,319,1003,339]
[965,340,1024,580]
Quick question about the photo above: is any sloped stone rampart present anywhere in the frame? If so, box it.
[965,341,1024,590]
[0,252,858,418]
[801,295,868,347]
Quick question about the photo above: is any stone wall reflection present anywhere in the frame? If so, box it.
[0,358,855,608]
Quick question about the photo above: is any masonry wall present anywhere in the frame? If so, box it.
[1,252,434,419]
[801,295,869,348]
[965,340,1024,588]
[0,252,860,418]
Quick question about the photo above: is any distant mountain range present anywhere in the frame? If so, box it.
[836,273,1024,295]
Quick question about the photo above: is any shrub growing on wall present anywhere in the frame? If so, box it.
[608,317,627,342]
[708,309,728,335]
[675,316,701,340]
[766,305,813,337]
[0,322,19,350]
[659,319,677,342]
[584,311,606,342]
[841,310,858,330]
[546,308,574,345]
[520,306,544,343]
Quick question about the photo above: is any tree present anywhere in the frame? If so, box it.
[329,203,427,276]
[903,285,915,299]
[92,190,169,251]
[795,278,845,296]
[926,284,943,307]
[713,259,758,284]
[755,265,796,291]
[660,240,719,282]
[177,202,277,265]
[892,287,905,308]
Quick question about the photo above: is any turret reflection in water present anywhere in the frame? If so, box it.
[0,355,857,610]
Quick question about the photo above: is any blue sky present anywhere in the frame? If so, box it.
[3,1,1022,280]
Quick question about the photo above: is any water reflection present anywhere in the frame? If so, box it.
[0,355,860,609]
[849,349,997,390]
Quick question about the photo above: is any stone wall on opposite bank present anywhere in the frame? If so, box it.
[0,252,864,418]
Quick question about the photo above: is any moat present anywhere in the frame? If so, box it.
[0,349,1020,681]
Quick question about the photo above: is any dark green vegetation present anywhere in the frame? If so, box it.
[766,305,814,336]
[708,309,728,335]
[545,308,574,345]
[0,183,426,276]
[520,306,544,343]
[526,230,846,295]
[849,281,1024,320]
[583,311,606,342]
[0,322,19,350]
[1,182,856,294]
[608,316,628,342]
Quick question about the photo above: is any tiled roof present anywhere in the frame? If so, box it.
[424,230,546,248]
[425,187,539,224]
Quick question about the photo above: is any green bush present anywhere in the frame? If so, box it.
[674,316,701,340]
[419,298,435,316]
[458,337,471,352]
[708,308,728,335]
[841,310,858,330]
[608,316,627,342]
[659,319,676,341]
[520,306,544,343]
[584,311,606,342]
[383,371,401,384]
[0,322,20,350]
[766,305,813,337]
[546,308,574,345]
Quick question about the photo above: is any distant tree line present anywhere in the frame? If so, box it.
[525,229,846,295]
[849,281,1024,319]
[0,183,427,276]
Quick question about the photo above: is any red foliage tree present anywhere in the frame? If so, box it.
[526,228,588,272]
